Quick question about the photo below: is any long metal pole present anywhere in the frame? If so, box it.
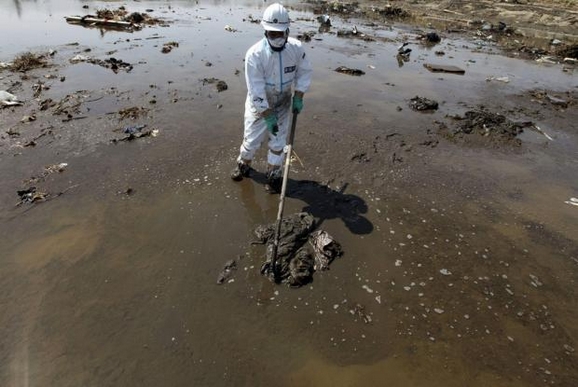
[270,110,298,282]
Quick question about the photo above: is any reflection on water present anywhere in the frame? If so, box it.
[12,0,23,17]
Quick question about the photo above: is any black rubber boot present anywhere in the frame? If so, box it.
[264,168,282,194]
[230,162,251,181]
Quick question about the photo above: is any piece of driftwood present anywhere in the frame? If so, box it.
[65,16,140,30]
[423,63,465,74]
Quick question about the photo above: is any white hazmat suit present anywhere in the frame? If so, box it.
[239,36,313,167]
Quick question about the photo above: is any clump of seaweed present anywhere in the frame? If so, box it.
[10,52,48,72]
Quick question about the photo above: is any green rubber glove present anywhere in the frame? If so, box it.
[264,114,278,135]
[292,95,303,114]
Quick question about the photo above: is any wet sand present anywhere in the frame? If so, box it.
[1,1,578,386]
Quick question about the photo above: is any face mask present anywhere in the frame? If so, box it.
[268,37,287,49]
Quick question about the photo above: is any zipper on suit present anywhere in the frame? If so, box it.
[278,51,283,93]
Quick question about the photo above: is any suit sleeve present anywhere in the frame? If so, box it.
[294,46,312,94]
[245,49,270,113]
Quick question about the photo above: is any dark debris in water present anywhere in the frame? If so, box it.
[313,2,410,20]
[335,66,365,76]
[202,78,228,92]
[161,41,179,54]
[17,187,48,205]
[66,7,166,30]
[217,259,237,284]
[117,106,150,120]
[409,96,439,111]
[70,55,133,73]
[111,126,157,142]
[9,52,50,72]
[557,44,578,59]
[440,109,525,147]
[256,212,343,287]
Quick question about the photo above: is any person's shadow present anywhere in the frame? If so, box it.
[246,171,373,235]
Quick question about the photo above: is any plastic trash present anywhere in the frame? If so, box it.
[317,15,331,26]
[70,54,90,63]
[123,124,147,134]
[0,90,23,106]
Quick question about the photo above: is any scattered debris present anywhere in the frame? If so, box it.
[69,55,133,73]
[21,115,36,123]
[124,12,146,24]
[529,274,543,287]
[545,94,568,108]
[33,81,50,97]
[0,90,23,107]
[161,41,179,54]
[409,96,439,111]
[565,197,578,207]
[336,25,373,41]
[557,44,578,59]
[317,15,331,27]
[486,76,510,83]
[442,109,525,146]
[535,55,558,64]
[530,124,554,141]
[112,127,158,142]
[39,98,57,111]
[9,52,49,72]
[65,8,164,30]
[420,32,441,44]
[243,15,260,24]
[224,25,237,32]
[337,25,358,37]
[349,303,372,323]
[398,42,411,54]
[334,66,365,76]
[202,78,228,92]
[370,5,410,19]
[396,42,412,65]
[362,284,374,293]
[309,229,343,271]
[440,268,452,276]
[66,15,137,30]
[324,1,358,15]
[423,63,465,74]
[529,90,570,109]
[117,106,149,120]
[217,259,237,284]
[69,54,90,63]
[122,124,147,134]
[297,31,316,42]
[17,187,48,205]
[25,163,68,184]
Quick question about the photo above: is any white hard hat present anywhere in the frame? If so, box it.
[261,3,290,32]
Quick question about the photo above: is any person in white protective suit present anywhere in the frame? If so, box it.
[231,3,313,193]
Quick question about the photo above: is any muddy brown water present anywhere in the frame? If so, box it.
[1,1,578,386]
